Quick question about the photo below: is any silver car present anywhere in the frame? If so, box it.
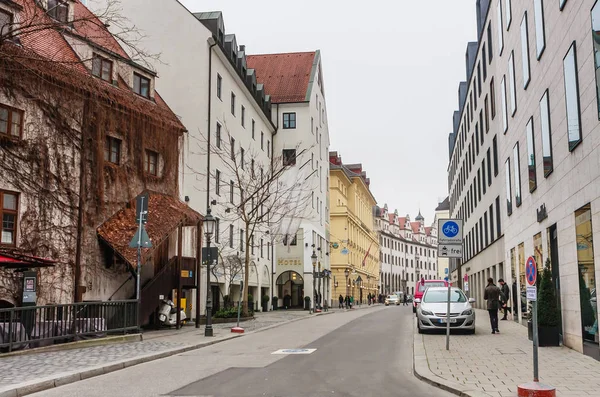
[415,287,476,334]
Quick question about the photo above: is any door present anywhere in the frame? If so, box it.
[548,224,562,340]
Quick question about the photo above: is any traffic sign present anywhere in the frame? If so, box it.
[464,281,469,292]
[135,192,149,224]
[438,219,463,244]
[444,268,449,275]
[526,256,537,286]
[438,244,463,258]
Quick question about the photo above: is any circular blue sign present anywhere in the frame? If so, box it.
[442,221,459,238]
[526,256,537,286]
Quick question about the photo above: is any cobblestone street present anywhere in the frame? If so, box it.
[415,309,600,397]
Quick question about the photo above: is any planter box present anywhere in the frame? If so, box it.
[527,321,560,346]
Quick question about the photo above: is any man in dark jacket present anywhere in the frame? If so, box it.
[499,278,510,320]
[484,278,501,334]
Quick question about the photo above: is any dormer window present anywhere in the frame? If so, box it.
[133,73,150,98]
[0,9,13,38]
[92,54,113,82]
[48,0,69,24]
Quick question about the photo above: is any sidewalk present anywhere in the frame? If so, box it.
[0,309,314,397]
[413,309,600,397]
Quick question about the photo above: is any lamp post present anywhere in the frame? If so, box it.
[311,250,317,313]
[344,268,349,301]
[203,208,216,337]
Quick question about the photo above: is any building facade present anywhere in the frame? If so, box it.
[247,51,331,310]
[95,2,278,313]
[447,0,600,357]
[329,152,379,303]
[375,206,439,296]
[0,0,196,320]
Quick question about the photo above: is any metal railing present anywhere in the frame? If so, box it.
[0,300,138,353]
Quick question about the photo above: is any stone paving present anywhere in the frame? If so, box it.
[0,309,312,392]
[416,309,600,397]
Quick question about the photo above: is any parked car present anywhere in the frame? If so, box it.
[413,279,448,313]
[415,287,476,334]
[385,294,400,306]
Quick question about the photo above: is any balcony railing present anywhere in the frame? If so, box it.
[0,300,138,353]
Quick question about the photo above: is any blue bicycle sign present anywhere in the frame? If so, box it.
[442,221,459,238]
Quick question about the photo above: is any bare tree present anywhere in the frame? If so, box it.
[191,120,315,316]
[210,251,243,307]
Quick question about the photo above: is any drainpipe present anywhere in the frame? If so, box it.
[206,38,217,210]
[204,38,218,316]
[270,104,279,310]
[74,96,90,303]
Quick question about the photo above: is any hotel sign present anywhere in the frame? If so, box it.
[277,258,302,266]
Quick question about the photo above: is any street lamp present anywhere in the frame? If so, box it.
[203,208,216,337]
[344,268,349,300]
[311,250,317,312]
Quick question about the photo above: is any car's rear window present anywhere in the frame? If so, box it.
[387,295,396,299]
[418,281,446,292]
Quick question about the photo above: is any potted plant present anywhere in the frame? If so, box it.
[261,295,270,312]
[304,296,311,310]
[535,258,561,346]
[272,296,278,310]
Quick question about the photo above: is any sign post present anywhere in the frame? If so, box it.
[526,256,539,381]
[517,258,555,396]
[438,219,463,351]
[129,192,152,331]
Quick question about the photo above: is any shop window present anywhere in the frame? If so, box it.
[575,204,597,344]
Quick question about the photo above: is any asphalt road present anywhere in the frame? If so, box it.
[33,305,451,397]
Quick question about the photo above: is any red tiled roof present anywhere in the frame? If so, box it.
[411,222,421,234]
[9,1,183,131]
[388,214,396,224]
[72,1,129,59]
[247,52,316,103]
[14,0,86,72]
[97,192,202,266]
[398,217,407,228]
[425,227,432,236]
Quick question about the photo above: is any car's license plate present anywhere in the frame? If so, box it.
[439,318,457,323]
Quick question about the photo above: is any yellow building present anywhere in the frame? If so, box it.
[328,152,380,304]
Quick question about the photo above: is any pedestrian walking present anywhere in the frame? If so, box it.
[403,294,408,306]
[339,294,344,309]
[484,277,501,334]
[345,295,349,309]
[499,278,511,320]
[349,295,354,309]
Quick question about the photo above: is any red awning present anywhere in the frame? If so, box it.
[0,250,56,269]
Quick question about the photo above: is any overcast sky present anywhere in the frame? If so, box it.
[180,0,477,223]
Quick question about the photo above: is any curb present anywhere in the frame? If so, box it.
[0,310,345,397]
[411,317,493,397]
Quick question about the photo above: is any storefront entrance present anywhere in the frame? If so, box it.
[276,271,304,308]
